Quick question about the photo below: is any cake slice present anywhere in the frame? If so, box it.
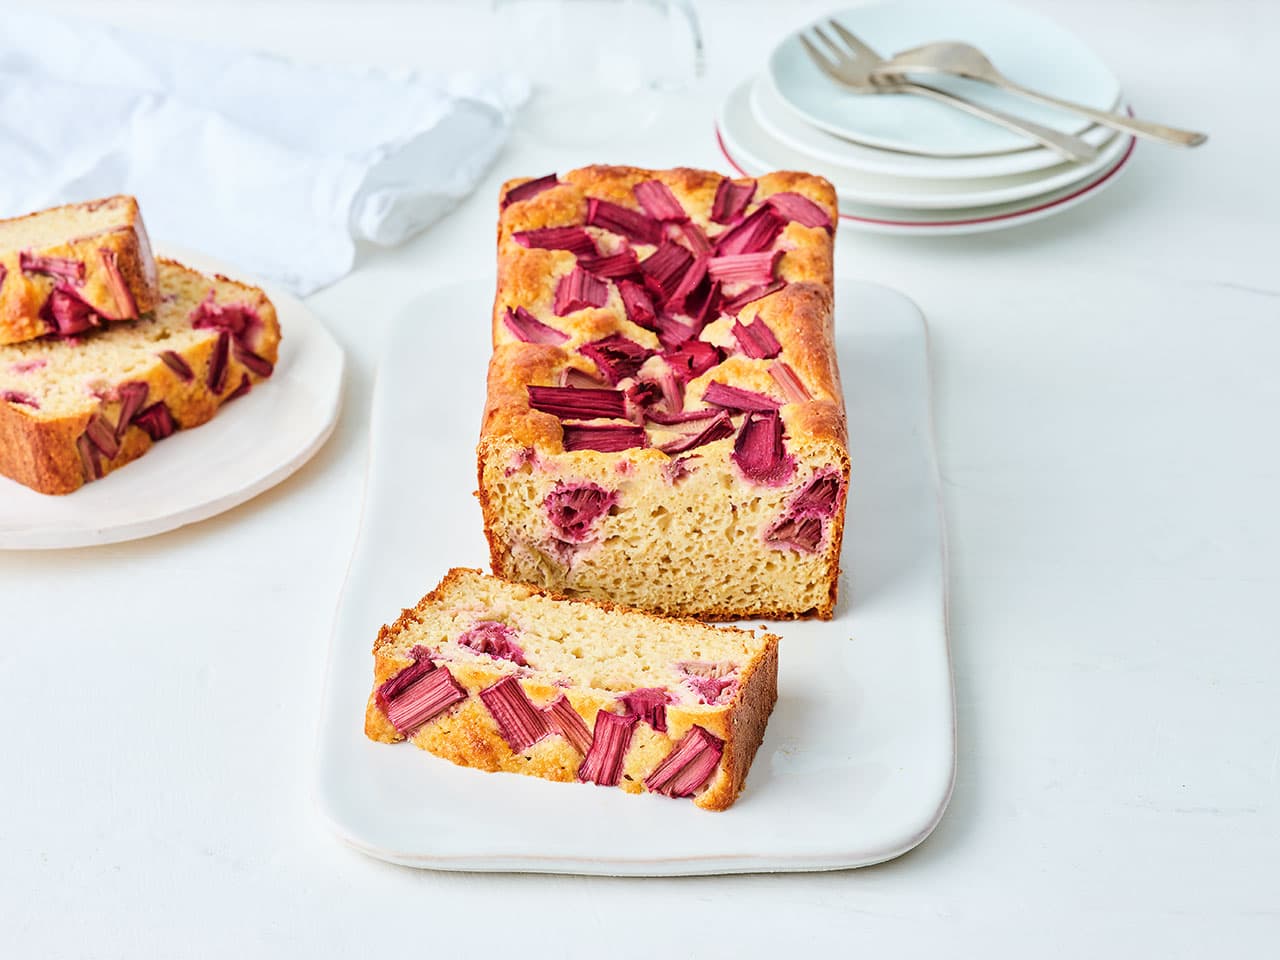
[0,196,159,345]
[477,165,850,621]
[365,568,779,810]
[0,258,280,494]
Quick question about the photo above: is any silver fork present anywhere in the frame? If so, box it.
[800,21,1098,163]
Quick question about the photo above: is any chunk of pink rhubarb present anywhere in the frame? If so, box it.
[663,340,723,382]
[578,250,640,280]
[85,413,120,459]
[1,390,38,409]
[159,350,195,382]
[644,407,719,426]
[561,422,649,452]
[76,434,103,480]
[134,402,176,441]
[501,173,558,209]
[0,264,6,292]
[676,221,713,255]
[98,248,138,319]
[225,373,252,401]
[732,410,795,485]
[42,286,100,336]
[619,688,672,732]
[480,676,551,753]
[625,379,663,409]
[578,334,650,384]
[504,306,569,346]
[617,279,658,329]
[633,180,687,222]
[720,280,785,315]
[379,660,466,735]
[586,198,664,245]
[659,411,734,454]
[662,454,699,485]
[707,251,781,285]
[645,725,725,797]
[791,471,843,517]
[234,344,275,378]
[702,381,780,412]
[652,313,699,350]
[554,267,609,316]
[20,252,85,284]
[639,241,695,302]
[710,179,756,224]
[513,227,598,258]
[190,296,261,346]
[768,361,811,403]
[714,206,785,256]
[765,515,825,553]
[733,318,782,359]
[683,675,737,705]
[561,367,604,389]
[114,381,149,439]
[546,695,592,753]
[528,384,626,420]
[544,481,619,542]
[8,359,46,374]
[578,711,639,786]
[664,255,709,314]
[207,331,231,393]
[767,192,834,232]
[457,620,528,666]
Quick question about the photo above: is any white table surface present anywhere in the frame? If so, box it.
[4,1,1276,956]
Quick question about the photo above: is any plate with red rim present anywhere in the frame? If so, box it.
[314,277,954,876]
[0,248,344,549]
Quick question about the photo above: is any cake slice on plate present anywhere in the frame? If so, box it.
[0,195,159,345]
[365,568,779,811]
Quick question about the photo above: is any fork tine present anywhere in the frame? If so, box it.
[811,24,850,64]
[827,20,882,61]
[798,33,845,82]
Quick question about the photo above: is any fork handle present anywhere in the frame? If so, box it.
[900,81,1099,162]
[997,80,1207,147]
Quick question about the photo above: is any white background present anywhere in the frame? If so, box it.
[2,1,1276,956]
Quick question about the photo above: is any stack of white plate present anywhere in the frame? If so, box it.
[718,0,1136,235]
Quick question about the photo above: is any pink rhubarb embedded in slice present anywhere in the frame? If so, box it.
[721,280,785,315]
[765,515,825,553]
[234,343,275,378]
[578,250,640,280]
[618,688,672,732]
[644,725,725,797]
[159,350,195,382]
[528,384,626,420]
[225,373,252,401]
[190,295,261,346]
[664,255,710,314]
[113,381,149,439]
[644,407,719,426]
[134,402,176,441]
[513,227,598,258]
[617,279,658,329]
[480,676,551,753]
[732,410,795,485]
[769,361,812,403]
[663,340,723,382]
[710,179,756,224]
[207,331,231,393]
[706,251,782,285]
[578,711,639,786]
[98,248,138,319]
[662,454,700,485]
[702,381,780,412]
[633,180,688,222]
[578,334,650,384]
[714,205,786,256]
[676,221,714,255]
[733,318,783,359]
[790,471,843,517]
[639,241,695,303]
[20,252,85,285]
[544,481,619,543]
[561,423,648,452]
[553,267,609,316]
[379,659,467,735]
[458,620,528,666]
[76,434,103,481]
[546,695,592,754]
[84,413,120,460]
[502,173,559,209]
[767,192,834,232]
[652,314,699,350]
[659,411,734,455]
[504,306,569,346]
[42,285,100,336]
[585,198,664,245]
[1,390,38,409]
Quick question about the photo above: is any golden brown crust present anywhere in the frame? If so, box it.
[364,568,779,809]
[0,196,160,345]
[0,259,280,495]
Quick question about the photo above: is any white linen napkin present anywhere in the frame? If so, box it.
[0,12,527,295]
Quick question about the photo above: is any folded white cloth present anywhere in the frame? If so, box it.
[0,12,527,294]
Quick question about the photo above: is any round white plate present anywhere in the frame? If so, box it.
[720,79,1129,210]
[0,249,345,549]
[753,72,1118,180]
[717,125,1136,235]
[769,0,1120,157]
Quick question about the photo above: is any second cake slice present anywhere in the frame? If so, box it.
[365,568,779,810]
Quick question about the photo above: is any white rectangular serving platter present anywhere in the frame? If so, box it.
[315,278,954,876]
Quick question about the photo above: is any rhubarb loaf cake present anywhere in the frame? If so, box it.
[0,258,280,494]
[477,165,850,620]
[365,568,779,811]
[0,196,159,345]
